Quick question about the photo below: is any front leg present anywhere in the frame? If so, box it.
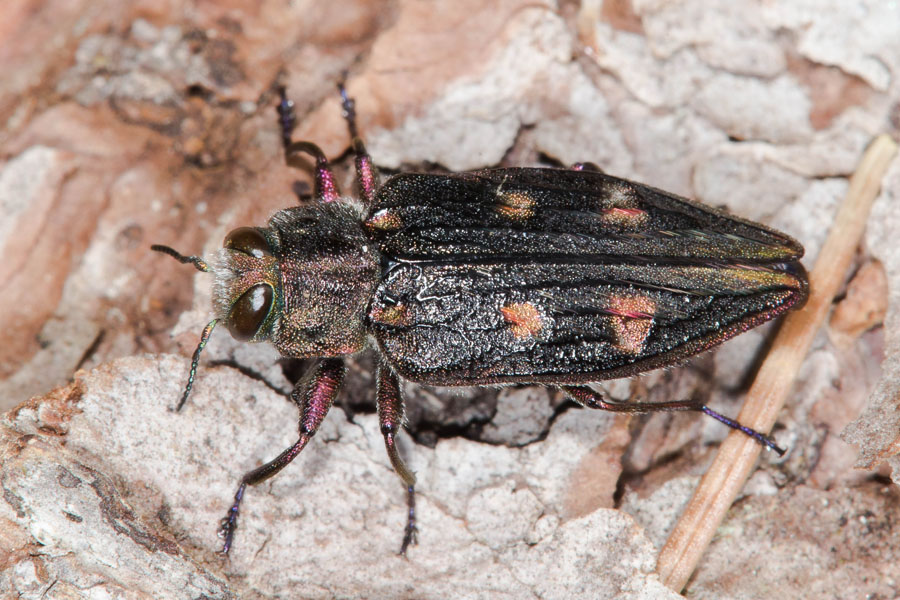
[375,361,418,555]
[219,358,346,554]
[338,83,379,207]
[277,87,341,203]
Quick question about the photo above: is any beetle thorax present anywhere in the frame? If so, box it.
[266,202,381,358]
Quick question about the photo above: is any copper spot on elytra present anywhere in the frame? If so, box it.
[365,208,403,231]
[495,189,536,220]
[599,206,648,228]
[606,295,656,355]
[601,180,641,208]
[501,302,543,338]
[370,303,412,327]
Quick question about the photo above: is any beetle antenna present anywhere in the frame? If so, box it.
[151,244,210,272]
[176,318,219,411]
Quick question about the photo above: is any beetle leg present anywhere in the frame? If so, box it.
[276,87,297,149]
[219,358,346,554]
[283,140,341,203]
[561,385,784,455]
[338,82,378,207]
[375,361,418,555]
[563,385,703,413]
[277,87,341,203]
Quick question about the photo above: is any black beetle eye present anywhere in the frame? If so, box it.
[227,284,273,341]
[224,227,272,258]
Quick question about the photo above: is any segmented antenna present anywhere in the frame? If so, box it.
[176,318,219,411]
[152,243,217,410]
[151,244,210,272]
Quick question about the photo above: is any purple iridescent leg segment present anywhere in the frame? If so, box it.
[375,362,418,555]
[283,140,341,203]
[338,83,378,207]
[219,358,346,554]
[561,385,784,455]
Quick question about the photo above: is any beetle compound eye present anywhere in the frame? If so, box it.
[226,284,273,341]
[224,227,272,257]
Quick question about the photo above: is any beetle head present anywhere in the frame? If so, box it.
[211,226,281,343]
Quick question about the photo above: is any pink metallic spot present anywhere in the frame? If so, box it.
[370,303,412,326]
[606,295,656,354]
[495,190,536,220]
[599,206,648,228]
[501,302,543,338]
[366,209,403,231]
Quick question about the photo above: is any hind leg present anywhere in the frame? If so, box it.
[561,385,784,455]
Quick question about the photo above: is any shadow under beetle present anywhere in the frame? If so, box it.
[153,85,809,555]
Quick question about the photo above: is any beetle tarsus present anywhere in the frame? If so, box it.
[338,82,359,140]
[277,86,296,150]
[219,483,245,555]
[278,88,341,203]
[399,484,418,556]
[700,405,786,456]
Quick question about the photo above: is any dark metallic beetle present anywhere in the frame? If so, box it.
[153,86,808,555]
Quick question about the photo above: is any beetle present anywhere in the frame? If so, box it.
[153,85,808,555]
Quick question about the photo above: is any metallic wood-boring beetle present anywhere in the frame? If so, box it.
[153,85,809,555]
